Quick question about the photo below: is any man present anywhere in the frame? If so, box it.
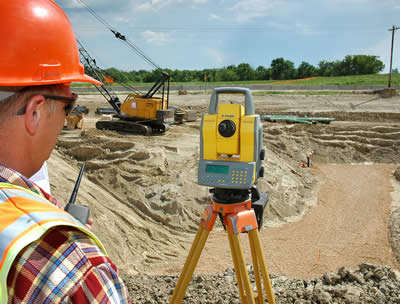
[306,150,314,168]
[0,1,130,303]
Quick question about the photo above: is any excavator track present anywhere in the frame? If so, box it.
[96,120,152,136]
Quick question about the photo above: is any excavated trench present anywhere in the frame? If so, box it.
[263,120,400,164]
[52,103,400,302]
[262,114,400,268]
[55,110,400,273]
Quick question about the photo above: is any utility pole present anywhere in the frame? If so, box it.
[388,25,400,88]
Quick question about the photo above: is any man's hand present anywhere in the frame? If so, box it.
[85,217,93,231]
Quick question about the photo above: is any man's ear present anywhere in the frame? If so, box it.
[24,95,46,136]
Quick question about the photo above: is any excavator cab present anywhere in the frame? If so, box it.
[120,94,171,122]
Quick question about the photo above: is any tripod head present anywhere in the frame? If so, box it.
[210,186,268,230]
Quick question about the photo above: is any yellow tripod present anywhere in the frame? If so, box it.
[170,188,276,304]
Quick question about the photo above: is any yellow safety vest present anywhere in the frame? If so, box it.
[0,183,106,303]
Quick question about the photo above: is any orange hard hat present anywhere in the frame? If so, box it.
[0,0,102,87]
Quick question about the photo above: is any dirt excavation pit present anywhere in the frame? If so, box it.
[48,92,400,302]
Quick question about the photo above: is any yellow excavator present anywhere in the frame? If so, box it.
[75,0,175,135]
[78,41,174,135]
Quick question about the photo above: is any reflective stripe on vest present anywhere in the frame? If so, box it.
[0,183,106,303]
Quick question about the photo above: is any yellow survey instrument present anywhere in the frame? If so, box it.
[198,87,265,189]
[170,88,275,304]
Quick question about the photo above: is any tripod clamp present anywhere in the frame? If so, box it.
[210,186,269,231]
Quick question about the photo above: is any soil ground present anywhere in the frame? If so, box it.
[48,91,400,283]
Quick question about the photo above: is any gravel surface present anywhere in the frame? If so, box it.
[122,263,400,303]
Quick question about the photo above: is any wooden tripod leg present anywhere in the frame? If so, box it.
[227,233,248,304]
[248,229,276,304]
[248,231,264,304]
[170,204,218,304]
[170,226,210,304]
[230,233,256,304]
[170,225,203,303]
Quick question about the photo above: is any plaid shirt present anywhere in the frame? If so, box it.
[0,165,131,304]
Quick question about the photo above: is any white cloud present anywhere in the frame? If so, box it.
[203,47,225,67]
[135,2,152,11]
[266,21,288,31]
[358,37,400,73]
[191,0,208,9]
[338,0,368,3]
[58,0,135,25]
[295,23,315,35]
[60,0,81,8]
[228,0,286,23]
[322,0,369,6]
[141,30,175,46]
[209,13,223,21]
[114,16,131,24]
[135,0,207,12]
[135,0,184,11]
[59,0,119,9]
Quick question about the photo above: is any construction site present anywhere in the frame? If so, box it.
[2,0,400,302]
[47,88,400,303]
[29,2,397,303]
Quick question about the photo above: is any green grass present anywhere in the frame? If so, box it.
[283,74,400,86]
[71,73,400,88]
[253,90,350,96]
[191,74,399,86]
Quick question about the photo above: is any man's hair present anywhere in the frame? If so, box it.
[0,84,66,122]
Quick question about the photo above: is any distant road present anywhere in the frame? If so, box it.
[74,84,398,94]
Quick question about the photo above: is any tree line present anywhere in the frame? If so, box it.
[96,55,385,84]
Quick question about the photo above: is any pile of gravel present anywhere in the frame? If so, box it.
[123,263,400,303]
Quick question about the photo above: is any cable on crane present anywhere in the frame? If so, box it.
[77,38,142,95]
[75,0,161,70]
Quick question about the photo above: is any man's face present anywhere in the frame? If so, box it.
[0,84,77,177]
[38,84,77,162]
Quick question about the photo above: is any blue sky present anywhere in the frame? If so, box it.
[56,0,400,73]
